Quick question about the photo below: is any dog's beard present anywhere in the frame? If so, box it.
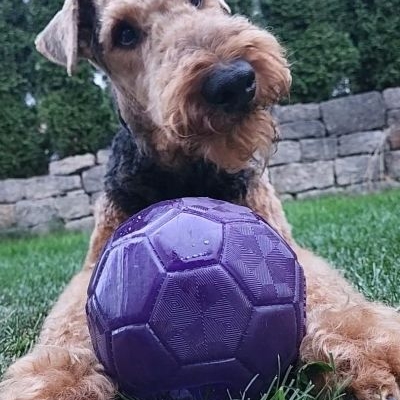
[151,100,277,171]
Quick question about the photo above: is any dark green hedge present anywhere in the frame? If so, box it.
[255,0,400,103]
[0,0,116,179]
[0,0,399,178]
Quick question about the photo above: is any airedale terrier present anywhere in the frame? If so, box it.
[1,0,400,399]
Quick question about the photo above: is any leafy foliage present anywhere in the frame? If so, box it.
[0,0,116,179]
[233,0,400,103]
[288,24,359,102]
[0,95,47,179]
[37,77,116,159]
[0,3,44,178]
[352,0,400,93]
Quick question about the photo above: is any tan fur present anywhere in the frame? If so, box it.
[245,172,293,243]
[83,194,128,270]
[35,0,79,75]
[2,1,400,399]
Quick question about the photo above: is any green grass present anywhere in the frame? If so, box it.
[285,189,400,306]
[0,189,399,399]
[0,232,89,375]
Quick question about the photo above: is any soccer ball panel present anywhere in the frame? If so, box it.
[148,212,223,271]
[86,296,116,377]
[94,237,166,329]
[237,304,299,378]
[150,266,252,364]
[87,248,111,297]
[113,202,181,239]
[222,222,297,305]
[180,197,258,223]
[170,358,254,395]
[265,247,296,302]
[111,323,179,396]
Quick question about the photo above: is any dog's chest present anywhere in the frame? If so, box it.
[104,128,253,216]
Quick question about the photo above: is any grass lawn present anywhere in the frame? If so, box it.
[0,189,399,399]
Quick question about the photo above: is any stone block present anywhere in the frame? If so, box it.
[387,109,400,126]
[388,126,400,150]
[31,221,64,235]
[338,130,386,156]
[273,103,320,123]
[386,151,400,179]
[15,198,60,228]
[96,149,111,165]
[321,92,385,136]
[82,165,106,194]
[279,194,294,202]
[383,87,400,109]
[270,161,334,193]
[301,138,337,161]
[24,175,81,200]
[343,179,400,194]
[0,179,25,203]
[296,186,342,200]
[65,216,95,232]
[0,204,16,229]
[49,154,95,175]
[269,141,301,166]
[90,191,103,205]
[335,155,383,186]
[55,194,91,220]
[280,120,325,140]
[67,189,86,197]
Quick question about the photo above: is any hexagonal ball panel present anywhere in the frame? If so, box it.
[111,324,179,397]
[94,237,166,329]
[87,247,111,297]
[168,358,254,396]
[86,296,116,377]
[150,266,252,364]
[148,212,223,271]
[222,222,297,305]
[113,203,180,240]
[237,304,299,381]
[180,197,258,224]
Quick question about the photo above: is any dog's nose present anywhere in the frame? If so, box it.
[201,60,256,112]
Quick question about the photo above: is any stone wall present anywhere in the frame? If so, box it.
[0,89,399,234]
[0,151,109,235]
[269,89,400,200]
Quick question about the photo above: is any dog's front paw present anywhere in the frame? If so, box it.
[0,346,115,400]
[302,302,400,400]
[349,363,400,400]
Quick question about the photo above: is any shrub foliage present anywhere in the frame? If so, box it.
[258,0,400,102]
[0,0,399,178]
[0,0,116,179]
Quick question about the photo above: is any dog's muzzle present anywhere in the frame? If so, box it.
[201,59,256,113]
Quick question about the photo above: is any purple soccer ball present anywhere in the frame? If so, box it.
[86,197,306,399]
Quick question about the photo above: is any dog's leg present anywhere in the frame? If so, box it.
[0,195,127,400]
[295,247,400,400]
[84,194,128,270]
[0,270,115,400]
[247,178,400,400]
[245,176,293,243]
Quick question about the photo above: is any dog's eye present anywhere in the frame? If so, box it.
[190,0,202,7]
[113,22,142,48]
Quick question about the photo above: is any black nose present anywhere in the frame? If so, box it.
[201,60,256,112]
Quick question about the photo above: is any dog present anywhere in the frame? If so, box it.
[1,0,400,399]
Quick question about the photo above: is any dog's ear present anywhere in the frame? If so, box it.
[35,0,86,75]
[218,0,231,14]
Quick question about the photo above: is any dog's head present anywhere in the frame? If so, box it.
[36,0,290,171]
